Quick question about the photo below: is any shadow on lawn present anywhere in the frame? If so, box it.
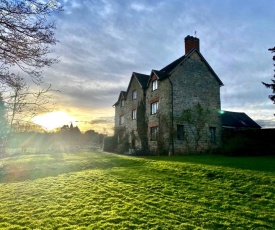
[0,152,146,183]
[145,155,275,174]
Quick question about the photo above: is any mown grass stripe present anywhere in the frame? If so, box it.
[0,151,274,229]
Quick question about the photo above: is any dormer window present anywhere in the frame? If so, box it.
[121,99,125,107]
[132,90,137,100]
[152,80,158,91]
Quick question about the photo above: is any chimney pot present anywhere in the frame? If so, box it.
[185,35,200,54]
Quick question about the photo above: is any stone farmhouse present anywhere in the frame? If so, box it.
[113,35,224,154]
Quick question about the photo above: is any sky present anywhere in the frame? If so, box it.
[32,0,275,133]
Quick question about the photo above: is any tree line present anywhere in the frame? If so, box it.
[7,124,105,155]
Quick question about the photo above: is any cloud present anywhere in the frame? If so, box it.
[28,0,275,132]
[90,116,114,125]
[129,2,154,12]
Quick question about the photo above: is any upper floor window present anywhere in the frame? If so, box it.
[119,115,125,125]
[121,99,125,107]
[150,126,159,141]
[152,80,158,91]
[177,125,184,141]
[132,109,137,120]
[209,127,216,144]
[132,90,137,100]
[151,101,159,115]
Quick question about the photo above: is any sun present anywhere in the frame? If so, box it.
[32,111,77,131]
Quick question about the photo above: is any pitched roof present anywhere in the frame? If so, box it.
[154,49,224,86]
[113,91,126,107]
[221,111,261,129]
[126,72,149,93]
[151,69,167,80]
[125,72,149,95]
[160,55,186,75]
[133,72,150,89]
[114,49,223,107]
[113,72,149,107]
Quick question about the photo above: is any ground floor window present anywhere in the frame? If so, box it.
[177,125,184,140]
[150,126,159,141]
[209,127,216,143]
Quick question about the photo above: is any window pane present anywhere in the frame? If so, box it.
[132,90,137,100]
[210,127,216,143]
[121,99,125,107]
[152,80,158,91]
[119,115,125,125]
[132,110,136,120]
[177,125,184,140]
[151,101,159,114]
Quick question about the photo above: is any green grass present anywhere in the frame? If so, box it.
[0,152,274,229]
[146,154,275,174]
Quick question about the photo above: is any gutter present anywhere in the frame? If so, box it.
[168,77,174,156]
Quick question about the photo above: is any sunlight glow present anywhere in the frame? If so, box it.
[32,111,77,131]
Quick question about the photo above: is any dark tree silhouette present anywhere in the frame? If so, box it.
[136,99,149,154]
[0,0,62,84]
[262,47,275,106]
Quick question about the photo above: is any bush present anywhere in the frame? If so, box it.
[117,142,129,154]
[222,129,275,156]
[102,136,117,152]
[222,135,253,156]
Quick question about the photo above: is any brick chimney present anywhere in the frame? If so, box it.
[185,35,200,54]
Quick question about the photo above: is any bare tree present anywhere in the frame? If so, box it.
[3,75,57,134]
[0,0,62,84]
[136,99,149,154]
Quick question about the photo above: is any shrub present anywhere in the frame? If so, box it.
[117,142,129,154]
[222,134,252,156]
[102,136,117,153]
[222,129,275,156]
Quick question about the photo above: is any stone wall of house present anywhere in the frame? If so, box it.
[169,52,222,153]
[146,74,172,153]
[123,76,145,150]
[114,95,125,129]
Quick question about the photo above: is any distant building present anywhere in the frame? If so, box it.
[113,35,224,154]
[221,111,261,130]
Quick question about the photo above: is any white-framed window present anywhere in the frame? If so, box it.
[132,90,137,100]
[151,101,159,114]
[119,115,125,125]
[209,127,216,143]
[150,126,159,141]
[152,80,158,91]
[177,125,184,140]
[121,99,125,107]
[132,109,136,120]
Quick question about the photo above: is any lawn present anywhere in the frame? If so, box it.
[0,152,274,229]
